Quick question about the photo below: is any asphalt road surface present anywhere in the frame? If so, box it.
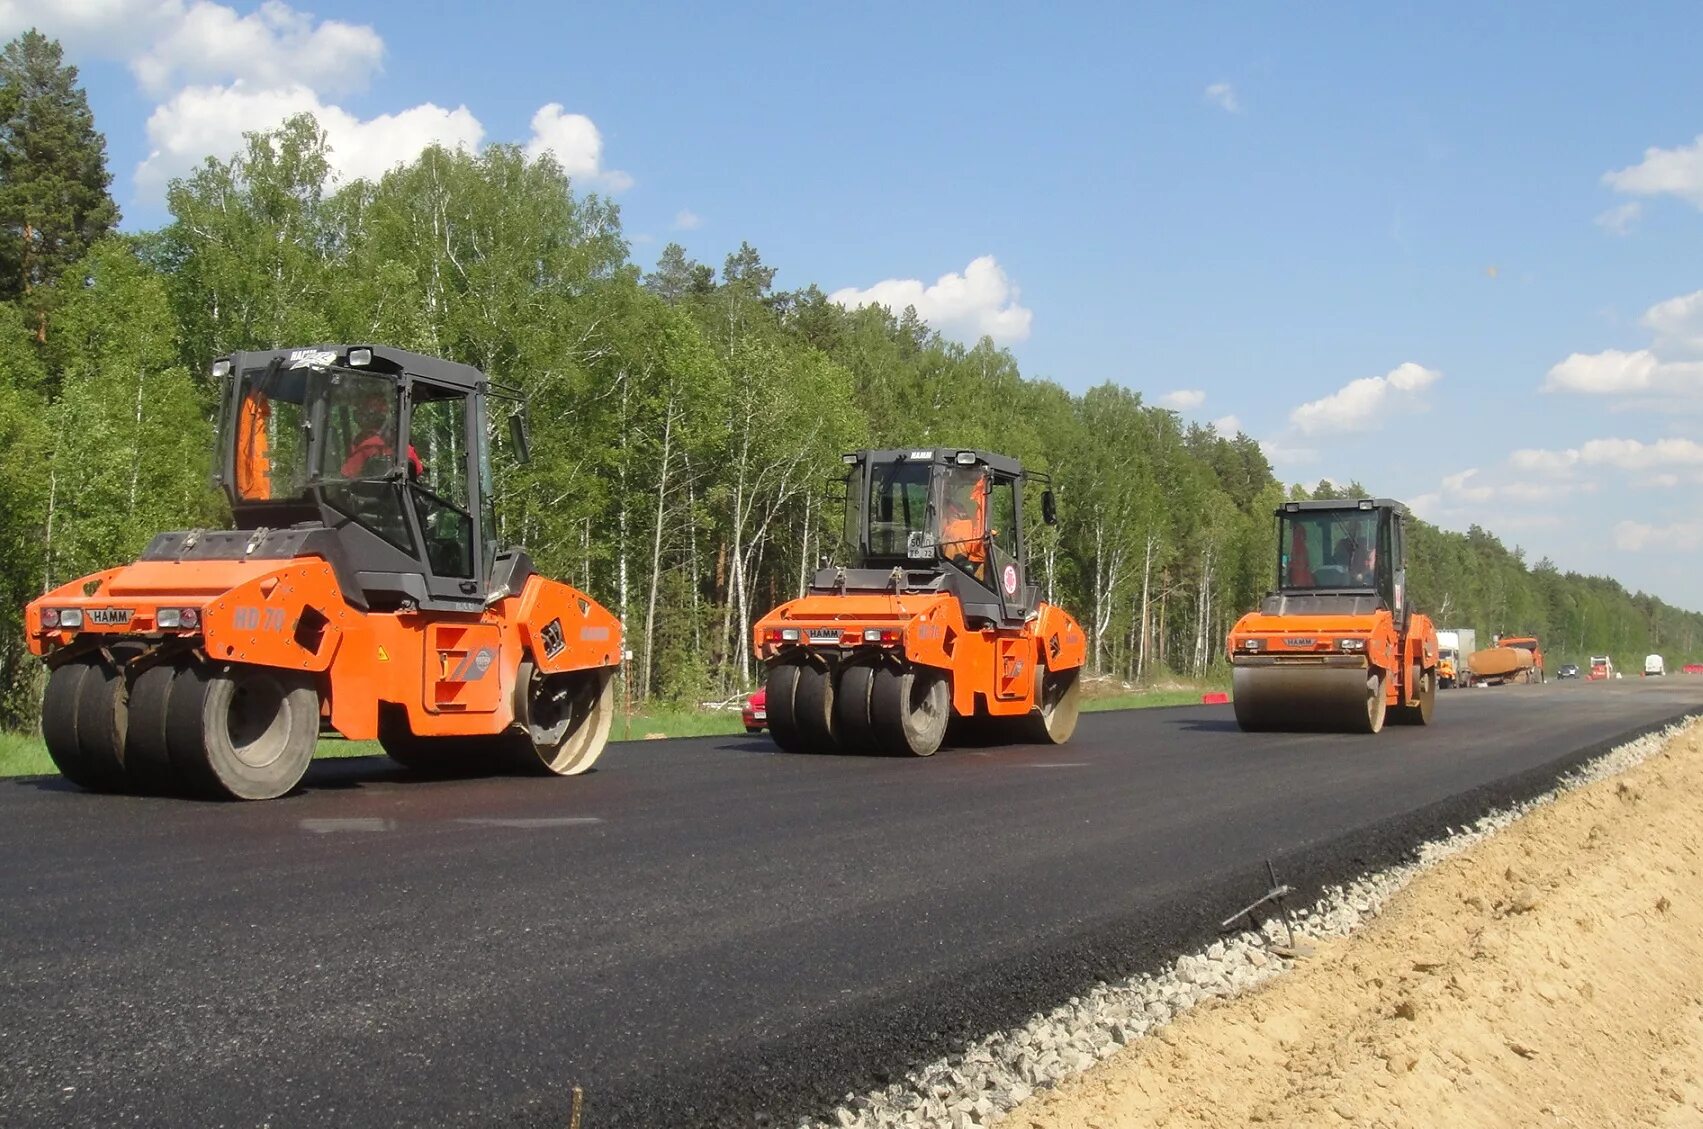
[2,678,1699,1128]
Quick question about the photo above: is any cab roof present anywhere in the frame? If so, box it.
[221,345,487,391]
[1274,498,1410,517]
[851,448,1028,477]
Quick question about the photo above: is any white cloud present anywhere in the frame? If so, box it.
[1288,362,1441,436]
[1441,468,1493,502]
[1604,134,1703,209]
[1594,201,1641,235]
[0,0,385,97]
[829,255,1034,345]
[1510,437,1703,474]
[1158,389,1205,410]
[1614,520,1703,552]
[1211,414,1243,435]
[13,1,629,205]
[137,83,483,192]
[523,103,632,192]
[1543,348,1703,397]
[673,209,702,230]
[1204,82,1240,113]
[1257,439,1319,466]
[1640,289,1703,355]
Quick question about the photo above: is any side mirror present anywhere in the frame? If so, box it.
[1040,489,1058,526]
[507,411,532,466]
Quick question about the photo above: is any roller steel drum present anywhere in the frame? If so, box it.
[1232,664,1387,734]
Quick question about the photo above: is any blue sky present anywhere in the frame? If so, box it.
[10,1,1703,611]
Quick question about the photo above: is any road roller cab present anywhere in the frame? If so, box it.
[1227,498,1437,734]
[752,448,1086,756]
[26,345,622,799]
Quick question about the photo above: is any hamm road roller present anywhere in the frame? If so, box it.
[1227,497,1437,734]
[26,345,621,799]
[753,448,1086,756]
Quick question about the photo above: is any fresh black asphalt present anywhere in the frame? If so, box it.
[1,678,1698,1128]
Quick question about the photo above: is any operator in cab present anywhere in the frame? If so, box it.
[942,475,989,583]
[344,390,424,479]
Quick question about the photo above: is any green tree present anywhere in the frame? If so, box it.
[0,30,120,342]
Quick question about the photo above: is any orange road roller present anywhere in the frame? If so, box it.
[1227,497,1437,734]
[753,448,1086,756]
[26,345,621,799]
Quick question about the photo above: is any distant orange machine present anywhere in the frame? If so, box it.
[1227,498,1438,734]
[1493,634,1545,683]
[27,346,620,800]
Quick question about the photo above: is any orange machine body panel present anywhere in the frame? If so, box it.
[1227,608,1438,708]
[752,590,1085,718]
[26,557,621,741]
[1496,635,1544,678]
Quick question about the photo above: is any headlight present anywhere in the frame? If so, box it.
[1241,638,1262,652]
[779,628,800,642]
[58,608,83,629]
[41,607,60,629]
[1339,638,1366,652]
[156,607,201,630]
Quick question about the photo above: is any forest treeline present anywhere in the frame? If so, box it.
[0,31,1698,726]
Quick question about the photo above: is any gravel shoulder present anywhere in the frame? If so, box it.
[1008,718,1703,1129]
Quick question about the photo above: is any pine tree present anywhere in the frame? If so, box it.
[0,30,121,341]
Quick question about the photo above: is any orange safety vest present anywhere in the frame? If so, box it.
[235,392,272,500]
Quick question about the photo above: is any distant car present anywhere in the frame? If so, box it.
[742,688,767,734]
[1685,663,1703,675]
[1556,663,1580,679]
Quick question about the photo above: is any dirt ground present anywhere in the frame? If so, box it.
[1009,720,1703,1129]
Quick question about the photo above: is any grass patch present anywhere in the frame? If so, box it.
[1081,688,1225,712]
[0,731,52,778]
[608,704,749,741]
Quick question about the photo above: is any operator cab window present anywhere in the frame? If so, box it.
[1279,511,1379,591]
[319,369,414,554]
[867,461,932,560]
[408,387,476,579]
[232,367,309,502]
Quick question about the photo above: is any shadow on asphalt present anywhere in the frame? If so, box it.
[1169,718,1242,733]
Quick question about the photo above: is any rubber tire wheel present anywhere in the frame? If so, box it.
[1391,665,1436,726]
[1028,666,1082,745]
[41,660,98,789]
[508,664,614,776]
[1362,670,1388,735]
[871,664,950,757]
[790,663,836,753]
[122,662,182,793]
[833,665,878,753]
[765,663,807,753]
[74,659,132,792]
[166,664,319,800]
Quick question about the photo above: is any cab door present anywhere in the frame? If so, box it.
[987,472,1030,620]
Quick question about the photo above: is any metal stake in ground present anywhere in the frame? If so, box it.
[1220,859,1313,957]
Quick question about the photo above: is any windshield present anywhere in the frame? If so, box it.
[1279,510,1380,590]
[866,460,933,559]
[233,363,400,501]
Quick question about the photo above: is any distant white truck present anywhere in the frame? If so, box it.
[1645,653,1666,677]
[1437,628,1477,689]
